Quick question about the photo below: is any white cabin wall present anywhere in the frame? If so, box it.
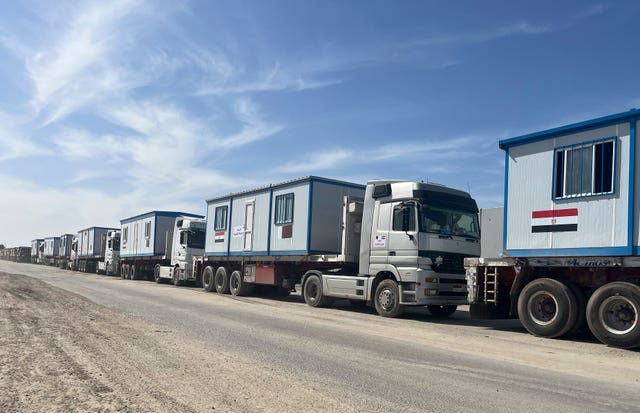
[507,123,630,252]
[270,184,309,253]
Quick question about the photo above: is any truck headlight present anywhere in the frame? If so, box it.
[424,289,438,296]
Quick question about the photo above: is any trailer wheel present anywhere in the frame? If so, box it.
[121,264,128,279]
[560,280,586,335]
[214,267,231,294]
[586,282,640,349]
[131,264,140,280]
[517,278,577,338]
[427,305,457,318]
[202,266,215,292]
[154,265,162,284]
[303,274,331,307]
[374,279,404,318]
[230,270,249,296]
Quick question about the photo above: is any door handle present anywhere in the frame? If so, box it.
[389,251,396,256]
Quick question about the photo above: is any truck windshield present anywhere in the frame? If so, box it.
[419,205,479,239]
[187,229,206,249]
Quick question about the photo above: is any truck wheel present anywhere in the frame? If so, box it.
[173,266,184,286]
[303,274,331,307]
[215,267,231,294]
[561,280,586,335]
[202,266,215,292]
[154,265,162,284]
[586,282,640,349]
[374,279,404,318]
[517,278,577,338]
[428,305,457,318]
[230,270,249,296]
[121,264,128,279]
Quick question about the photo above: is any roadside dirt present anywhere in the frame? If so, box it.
[0,272,352,413]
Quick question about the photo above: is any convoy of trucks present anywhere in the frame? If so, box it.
[6,109,640,349]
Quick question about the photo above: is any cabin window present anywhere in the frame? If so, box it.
[274,193,294,225]
[214,206,228,231]
[144,221,151,247]
[392,204,416,231]
[553,138,615,199]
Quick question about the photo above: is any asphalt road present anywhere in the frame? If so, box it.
[2,260,639,412]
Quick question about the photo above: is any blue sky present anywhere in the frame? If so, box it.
[0,0,638,246]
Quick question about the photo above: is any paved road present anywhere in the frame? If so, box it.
[2,260,639,412]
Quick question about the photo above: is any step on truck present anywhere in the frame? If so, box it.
[119,211,204,281]
[172,176,480,317]
[465,109,640,349]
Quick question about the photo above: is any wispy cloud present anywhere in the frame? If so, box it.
[0,112,44,161]
[575,4,609,20]
[274,137,496,175]
[408,21,552,49]
[215,97,284,149]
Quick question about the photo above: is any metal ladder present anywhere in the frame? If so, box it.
[484,266,498,304]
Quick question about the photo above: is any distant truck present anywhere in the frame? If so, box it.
[119,211,204,280]
[42,236,60,266]
[56,234,75,269]
[30,239,44,264]
[168,176,479,317]
[97,230,120,275]
[466,109,640,349]
[0,246,30,263]
[71,227,118,273]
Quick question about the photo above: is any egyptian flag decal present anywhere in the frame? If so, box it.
[531,208,578,233]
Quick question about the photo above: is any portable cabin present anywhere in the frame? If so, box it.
[31,239,44,258]
[77,227,117,258]
[120,211,204,258]
[43,237,60,258]
[499,109,640,257]
[58,234,75,258]
[205,176,366,257]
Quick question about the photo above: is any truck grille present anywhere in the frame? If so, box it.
[419,251,476,275]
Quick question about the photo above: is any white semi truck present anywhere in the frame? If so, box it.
[119,211,204,281]
[169,176,480,317]
[465,109,640,349]
[97,230,121,275]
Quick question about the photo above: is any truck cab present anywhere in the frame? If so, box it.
[99,230,120,275]
[155,217,206,284]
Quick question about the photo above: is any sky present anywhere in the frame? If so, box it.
[1,0,639,246]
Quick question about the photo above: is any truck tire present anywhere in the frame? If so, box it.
[517,278,578,338]
[121,264,128,279]
[202,266,215,292]
[586,282,640,349]
[374,279,404,318]
[154,264,162,284]
[427,305,457,318]
[131,264,139,280]
[173,266,184,286]
[230,270,249,296]
[303,274,331,307]
[561,280,586,335]
[214,267,231,294]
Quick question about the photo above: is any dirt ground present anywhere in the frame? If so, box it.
[0,272,352,413]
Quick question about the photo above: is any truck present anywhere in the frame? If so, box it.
[465,109,640,349]
[30,239,44,264]
[119,211,204,281]
[72,227,118,273]
[97,230,120,275]
[42,236,60,266]
[170,176,479,317]
[0,246,30,263]
[56,234,75,269]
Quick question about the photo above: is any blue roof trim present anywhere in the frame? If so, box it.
[121,210,204,224]
[499,109,640,150]
[205,176,364,204]
[506,246,630,257]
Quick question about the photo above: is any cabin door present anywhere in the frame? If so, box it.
[244,202,255,251]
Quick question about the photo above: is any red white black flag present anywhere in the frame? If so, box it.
[531,208,578,233]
